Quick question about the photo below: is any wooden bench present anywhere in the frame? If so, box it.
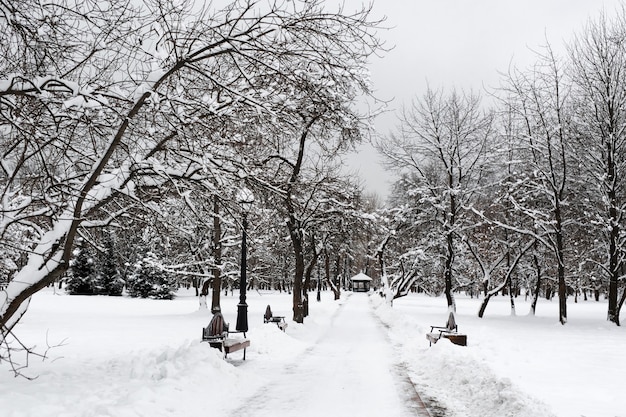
[264,305,287,331]
[202,312,250,360]
[426,312,467,346]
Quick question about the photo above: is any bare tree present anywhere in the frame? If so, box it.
[499,42,574,324]
[569,9,626,325]
[378,88,494,314]
[257,123,366,322]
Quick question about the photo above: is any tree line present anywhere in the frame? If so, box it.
[376,6,626,326]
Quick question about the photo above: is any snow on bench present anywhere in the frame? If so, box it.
[426,312,467,346]
[202,311,250,360]
[264,305,287,331]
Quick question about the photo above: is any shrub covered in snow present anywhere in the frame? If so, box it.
[97,233,124,296]
[66,240,97,295]
[127,254,176,299]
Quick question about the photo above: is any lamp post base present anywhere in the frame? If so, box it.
[236,302,248,332]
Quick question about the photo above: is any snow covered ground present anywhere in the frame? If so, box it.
[1,287,623,417]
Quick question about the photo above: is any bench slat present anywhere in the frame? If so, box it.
[224,339,251,352]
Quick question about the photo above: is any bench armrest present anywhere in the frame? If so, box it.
[429,324,458,332]
[226,329,247,338]
[265,316,286,323]
[202,335,224,343]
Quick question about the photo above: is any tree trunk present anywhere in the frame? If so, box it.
[302,238,319,318]
[507,248,516,316]
[325,250,340,300]
[479,240,534,318]
[333,254,342,300]
[616,286,626,326]
[288,215,305,323]
[555,205,567,324]
[316,263,322,302]
[199,279,211,310]
[478,294,492,318]
[444,190,456,310]
[211,195,222,313]
[607,200,620,324]
[444,227,455,310]
[530,250,542,315]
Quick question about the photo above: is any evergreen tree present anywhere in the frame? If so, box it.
[66,239,96,295]
[127,254,176,299]
[98,233,124,296]
[150,268,177,300]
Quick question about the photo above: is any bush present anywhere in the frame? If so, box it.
[127,255,176,299]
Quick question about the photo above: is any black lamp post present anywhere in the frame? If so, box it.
[316,263,321,302]
[236,188,254,332]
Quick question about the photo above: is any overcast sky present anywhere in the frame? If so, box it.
[342,0,623,199]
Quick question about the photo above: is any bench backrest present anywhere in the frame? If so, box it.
[206,312,227,337]
[264,305,273,321]
[446,312,457,331]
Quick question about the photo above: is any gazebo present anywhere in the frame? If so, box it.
[350,272,372,292]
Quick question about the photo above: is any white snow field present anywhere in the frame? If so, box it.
[1,287,623,417]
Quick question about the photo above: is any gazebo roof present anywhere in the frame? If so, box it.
[350,272,372,282]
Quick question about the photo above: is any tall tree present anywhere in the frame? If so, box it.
[379,88,494,313]
[499,43,574,324]
[569,9,626,325]
[246,46,382,321]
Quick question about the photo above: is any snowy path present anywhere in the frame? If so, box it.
[229,294,431,417]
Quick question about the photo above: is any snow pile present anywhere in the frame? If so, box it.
[4,334,249,417]
[373,293,625,417]
[373,296,554,417]
[0,290,342,417]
